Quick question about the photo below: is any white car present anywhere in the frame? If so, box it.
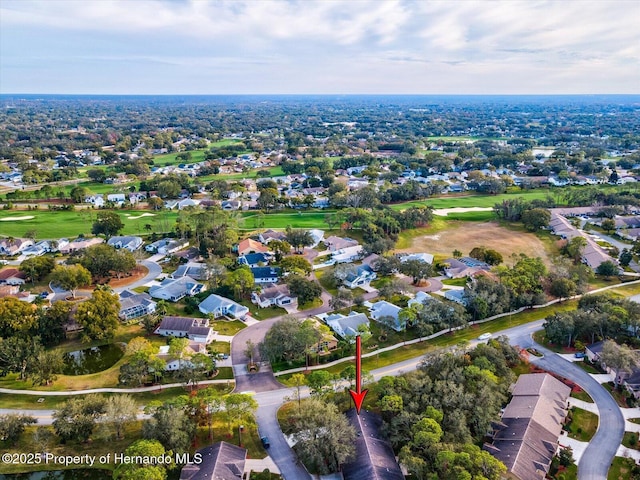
[478,333,492,341]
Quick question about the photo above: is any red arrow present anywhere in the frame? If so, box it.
[348,335,368,414]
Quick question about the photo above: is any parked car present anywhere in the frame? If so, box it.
[477,333,492,341]
[261,436,270,449]
[574,352,586,359]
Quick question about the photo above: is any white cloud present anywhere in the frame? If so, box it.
[1,0,638,93]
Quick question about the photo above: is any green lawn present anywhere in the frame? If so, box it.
[208,341,231,355]
[210,320,247,336]
[628,418,640,425]
[298,297,323,311]
[441,277,468,287]
[238,299,286,320]
[239,211,330,230]
[389,190,555,211]
[623,432,640,450]
[0,208,178,239]
[570,389,594,403]
[608,457,639,480]
[566,407,598,442]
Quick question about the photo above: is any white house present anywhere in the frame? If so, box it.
[118,290,156,320]
[332,245,363,264]
[343,264,377,289]
[145,238,189,254]
[368,300,404,331]
[400,252,434,265]
[107,236,143,252]
[198,293,249,319]
[250,267,281,284]
[324,312,370,338]
[251,284,297,309]
[408,291,436,308]
[84,194,105,207]
[157,343,208,371]
[0,238,34,256]
[148,276,205,302]
[107,193,126,205]
[155,316,214,344]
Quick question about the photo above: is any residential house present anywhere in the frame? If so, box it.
[444,289,467,305]
[0,285,20,298]
[172,262,209,281]
[258,229,287,244]
[341,409,404,480]
[237,238,269,256]
[166,198,201,210]
[0,268,26,285]
[238,252,271,267]
[198,293,249,319]
[180,441,247,480]
[145,238,189,254]
[60,237,103,254]
[324,236,359,252]
[332,245,364,264]
[408,291,435,308]
[148,276,204,302]
[107,236,143,252]
[343,264,377,289]
[443,257,491,278]
[155,316,214,344]
[324,312,370,338]
[157,342,208,371]
[361,253,380,269]
[0,238,34,256]
[484,373,571,480]
[308,229,325,248]
[118,290,156,320]
[84,194,105,207]
[309,320,338,355]
[21,240,53,257]
[400,252,434,264]
[221,200,241,211]
[368,300,403,330]
[251,266,281,284]
[251,284,297,309]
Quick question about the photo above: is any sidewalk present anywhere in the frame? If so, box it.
[246,457,280,475]
[568,397,599,414]
[558,432,589,463]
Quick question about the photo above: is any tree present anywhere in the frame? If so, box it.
[279,255,312,276]
[74,288,121,341]
[168,337,191,371]
[284,397,355,474]
[70,185,89,203]
[104,395,139,440]
[306,370,334,395]
[204,256,228,290]
[290,373,306,409]
[260,317,321,363]
[77,243,136,279]
[285,228,314,253]
[601,218,616,234]
[550,277,577,301]
[0,336,43,381]
[269,240,291,262]
[452,249,462,258]
[0,297,39,337]
[19,256,55,283]
[600,340,640,386]
[521,208,551,231]
[256,188,279,211]
[596,260,619,278]
[147,196,164,211]
[87,168,107,183]
[53,394,107,443]
[197,386,223,440]
[286,275,322,305]
[329,287,352,310]
[0,414,37,446]
[225,266,254,300]
[142,403,196,453]
[31,350,64,386]
[620,248,633,267]
[113,439,168,480]
[92,211,125,237]
[224,393,258,440]
[400,259,433,285]
[563,236,587,263]
[50,264,91,299]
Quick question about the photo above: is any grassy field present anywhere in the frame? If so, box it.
[608,457,639,480]
[239,211,330,230]
[388,189,555,211]
[623,432,640,450]
[395,220,556,266]
[210,320,247,336]
[570,389,594,403]
[0,209,178,239]
[566,407,598,442]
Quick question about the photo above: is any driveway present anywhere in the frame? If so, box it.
[114,259,162,292]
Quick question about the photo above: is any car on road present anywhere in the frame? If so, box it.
[478,333,492,341]
[261,436,270,449]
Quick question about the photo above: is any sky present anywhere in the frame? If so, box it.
[1,0,638,95]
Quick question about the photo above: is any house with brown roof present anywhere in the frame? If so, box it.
[180,441,246,480]
[484,373,571,480]
[0,268,27,285]
[341,409,404,480]
[251,284,297,309]
[324,236,359,252]
[0,238,34,256]
[236,238,269,256]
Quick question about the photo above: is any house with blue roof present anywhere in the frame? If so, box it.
[368,300,404,331]
[251,266,281,284]
[343,264,377,289]
[198,293,249,320]
[324,312,370,338]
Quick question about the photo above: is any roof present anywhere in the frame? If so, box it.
[180,441,246,480]
[173,262,207,280]
[119,290,154,311]
[342,409,404,480]
[326,312,369,337]
[370,301,401,319]
[250,266,281,279]
[485,373,571,480]
[198,293,249,318]
[237,238,269,254]
[148,276,202,299]
[157,316,203,332]
[325,236,359,250]
[586,341,605,355]
[239,253,270,265]
[0,268,25,281]
[257,284,293,300]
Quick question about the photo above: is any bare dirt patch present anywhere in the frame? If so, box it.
[395,221,553,266]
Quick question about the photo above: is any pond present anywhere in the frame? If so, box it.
[1,469,112,480]
[62,344,124,375]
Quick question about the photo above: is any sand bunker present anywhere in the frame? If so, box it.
[0,216,35,221]
[433,207,493,216]
[126,213,156,220]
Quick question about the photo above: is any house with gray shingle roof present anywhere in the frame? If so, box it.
[148,276,204,302]
[324,312,370,338]
[155,316,214,344]
[198,293,249,320]
[118,289,156,320]
[180,441,247,480]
